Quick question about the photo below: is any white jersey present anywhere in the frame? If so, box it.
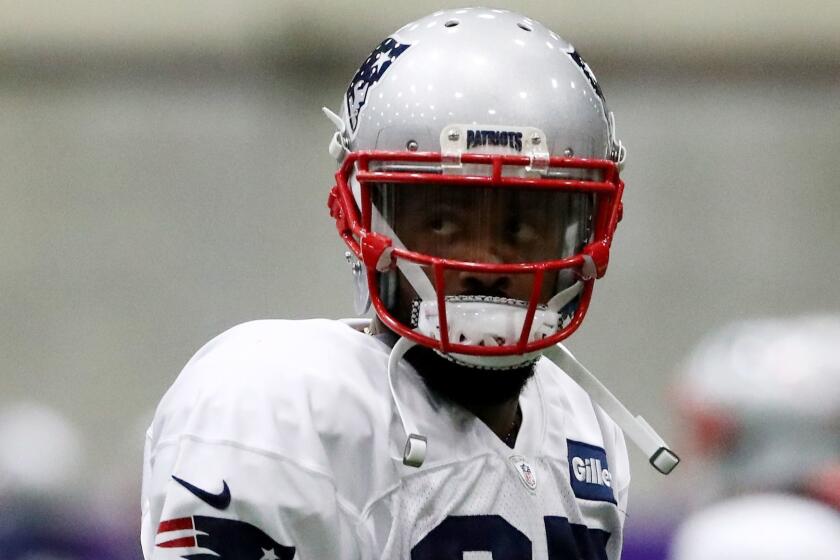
[141,319,630,560]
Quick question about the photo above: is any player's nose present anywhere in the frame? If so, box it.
[456,271,512,298]
[451,239,517,297]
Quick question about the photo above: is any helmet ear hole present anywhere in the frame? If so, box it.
[444,19,459,28]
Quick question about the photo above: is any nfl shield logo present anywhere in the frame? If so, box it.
[509,455,537,491]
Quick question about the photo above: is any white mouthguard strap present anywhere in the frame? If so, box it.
[388,336,427,468]
[542,344,680,475]
[340,319,428,468]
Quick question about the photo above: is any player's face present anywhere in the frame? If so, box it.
[377,183,587,322]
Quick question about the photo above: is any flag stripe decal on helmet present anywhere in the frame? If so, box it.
[345,38,411,133]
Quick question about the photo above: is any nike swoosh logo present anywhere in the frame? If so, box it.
[172,476,231,510]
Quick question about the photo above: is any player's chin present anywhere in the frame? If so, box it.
[405,345,535,407]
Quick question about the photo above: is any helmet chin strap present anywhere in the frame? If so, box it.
[541,344,680,475]
[387,336,427,467]
[385,334,679,474]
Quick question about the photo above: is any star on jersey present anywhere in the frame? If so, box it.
[260,547,279,560]
[345,37,411,133]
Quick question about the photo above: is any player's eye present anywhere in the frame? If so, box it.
[505,218,538,244]
[428,215,460,236]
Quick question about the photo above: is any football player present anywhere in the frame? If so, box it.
[142,9,677,559]
[673,314,840,509]
[668,314,840,559]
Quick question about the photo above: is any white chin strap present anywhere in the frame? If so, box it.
[385,335,679,473]
[542,344,680,474]
[387,336,427,467]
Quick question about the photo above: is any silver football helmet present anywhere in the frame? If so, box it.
[326,7,626,369]
[675,315,840,507]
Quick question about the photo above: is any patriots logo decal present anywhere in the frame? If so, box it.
[564,47,605,104]
[156,516,295,560]
[345,37,411,133]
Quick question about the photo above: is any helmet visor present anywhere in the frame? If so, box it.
[372,182,593,265]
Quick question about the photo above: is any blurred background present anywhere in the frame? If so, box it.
[2,1,839,557]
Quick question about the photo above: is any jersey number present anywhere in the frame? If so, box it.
[411,515,609,560]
